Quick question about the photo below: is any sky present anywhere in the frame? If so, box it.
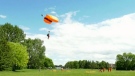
[1,0,135,65]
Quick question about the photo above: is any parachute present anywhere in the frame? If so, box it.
[41,14,59,39]
[43,14,59,24]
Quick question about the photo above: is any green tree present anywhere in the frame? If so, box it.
[0,23,27,71]
[73,61,79,69]
[80,60,87,69]
[0,23,25,42]
[95,61,100,69]
[0,41,11,71]
[0,41,28,71]
[99,61,109,69]
[44,57,54,68]
[91,61,96,69]
[7,42,28,71]
[116,54,125,70]
[64,61,74,69]
[65,61,70,68]
[116,52,135,70]
[23,38,46,69]
[64,60,110,69]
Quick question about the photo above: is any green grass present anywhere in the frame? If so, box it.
[0,69,135,76]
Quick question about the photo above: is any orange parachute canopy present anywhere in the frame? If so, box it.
[44,14,59,24]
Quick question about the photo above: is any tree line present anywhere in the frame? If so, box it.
[0,23,54,71]
[64,52,135,70]
[64,60,110,69]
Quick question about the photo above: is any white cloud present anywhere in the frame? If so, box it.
[79,15,90,21]
[19,25,30,31]
[51,11,56,14]
[0,15,6,19]
[39,28,49,31]
[26,12,135,65]
[58,11,80,23]
[50,11,59,17]
[44,6,56,11]
[44,6,58,17]
[49,6,56,10]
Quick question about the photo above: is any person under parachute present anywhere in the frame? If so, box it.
[47,31,50,39]
[42,14,59,39]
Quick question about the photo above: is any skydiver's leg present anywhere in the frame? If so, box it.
[48,35,50,39]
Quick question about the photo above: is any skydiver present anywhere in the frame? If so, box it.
[47,31,50,39]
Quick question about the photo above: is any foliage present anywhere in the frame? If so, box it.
[0,41,28,71]
[0,23,27,71]
[44,57,54,68]
[0,23,25,42]
[22,38,46,69]
[0,41,12,71]
[116,52,135,70]
[7,42,28,71]
[65,60,109,69]
[0,23,54,71]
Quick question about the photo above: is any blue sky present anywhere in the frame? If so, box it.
[1,0,135,65]
[1,0,135,33]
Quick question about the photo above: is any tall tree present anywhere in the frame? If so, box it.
[22,38,46,69]
[0,23,25,42]
[116,52,135,70]
[0,41,11,71]
[7,42,28,71]
[0,41,28,71]
[73,61,79,69]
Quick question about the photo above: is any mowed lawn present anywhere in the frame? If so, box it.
[0,69,135,76]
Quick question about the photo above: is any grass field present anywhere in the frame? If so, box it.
[0,69,135,76]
